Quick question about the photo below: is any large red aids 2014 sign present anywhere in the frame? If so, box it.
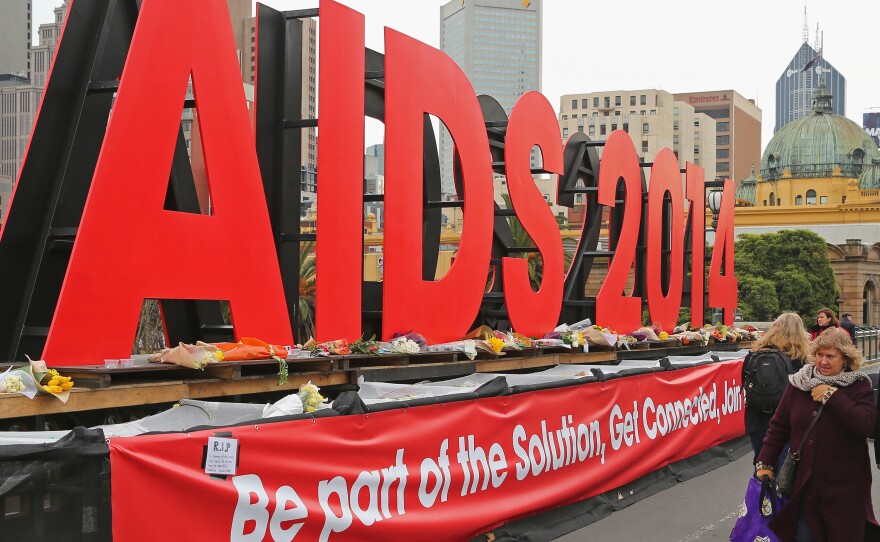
[2,0,737,364]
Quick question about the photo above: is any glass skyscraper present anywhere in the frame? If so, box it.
[439,0,542,197]
[775,42,846,134]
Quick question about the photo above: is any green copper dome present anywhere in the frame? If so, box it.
[761,87,880,188]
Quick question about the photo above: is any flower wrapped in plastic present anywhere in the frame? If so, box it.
[582,326,618,347]
[148,341,224,369]
[390,337,420,354]
[306,338,351,357]
[298,381,327,413]
[390,331,427,349]
[350,336,381,355]
[0,366,38,399]
[424,340,478,360]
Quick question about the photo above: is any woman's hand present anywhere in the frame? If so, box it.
[811,384,833,402]
[756,468,774,480]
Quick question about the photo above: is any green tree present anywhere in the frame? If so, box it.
[297,241,316,340]
[734,230,838,321]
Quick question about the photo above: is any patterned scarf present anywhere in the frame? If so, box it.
[788,363,868,391]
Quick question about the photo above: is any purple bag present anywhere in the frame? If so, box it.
[729,476,786,542]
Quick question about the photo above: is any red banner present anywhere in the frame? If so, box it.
[109,361,745,541]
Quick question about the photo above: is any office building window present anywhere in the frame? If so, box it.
[562,115,567,121]
[717,135,729,145]
[630,96,636,106]
[717,148,729,159]
[582,99,588,108]
[571,99,577,109]
[640,95,646,105]
[673,121,679,130]
[623,123,629,132]
[795,195,803,205]
[642,140,648,153]
[604,97,610,107]
[694,146,700,154]
[693,119,700,127]
[588,125,595,136]
[717,121,729,132]
[600,125,606,135]
[593,97,599,107]
[615,96,621,106]
[820,195,828,204]
[717,162,729,172]
[562,127,568,138]
[642,122,649,134]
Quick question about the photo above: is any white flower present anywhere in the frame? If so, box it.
[0,374,24,393]
[391,338,420,354]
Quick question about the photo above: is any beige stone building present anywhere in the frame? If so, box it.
[558,89,716,193]
[829,241,880,326]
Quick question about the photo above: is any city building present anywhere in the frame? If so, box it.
[0,1,65,180]
[865,112,880,150]
[439,0,542,198]
[0,0,31,78]
[245,14,317,202]
[0,172,12,223]
[732,84,880,324]
[774,16,845,133]
[558,89,717,192]
[366,144,385,176]
[673,90,761,186]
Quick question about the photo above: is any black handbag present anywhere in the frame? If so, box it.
[776,403,824,498]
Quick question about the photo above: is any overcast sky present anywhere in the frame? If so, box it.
[32,0,880,159]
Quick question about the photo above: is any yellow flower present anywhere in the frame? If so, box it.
[214,350,225,362]
[61,381,74,391]
[43,385,63,394]
[487,337,504,353]
[659,331,669,340]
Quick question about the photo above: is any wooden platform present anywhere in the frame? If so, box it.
[0,341,751,421]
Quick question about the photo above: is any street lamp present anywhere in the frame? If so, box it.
[707,188,723,230]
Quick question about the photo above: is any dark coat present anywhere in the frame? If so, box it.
[757,378,880,542]
[840,319,857,342]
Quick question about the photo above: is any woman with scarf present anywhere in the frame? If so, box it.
[756,327,879,541]
[808,307,839,340]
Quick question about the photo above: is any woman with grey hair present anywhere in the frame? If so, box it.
[755,327,879,541]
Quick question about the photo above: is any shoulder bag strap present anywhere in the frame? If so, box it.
[791,403,824,459]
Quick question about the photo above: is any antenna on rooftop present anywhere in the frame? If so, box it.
[802,6,808,43]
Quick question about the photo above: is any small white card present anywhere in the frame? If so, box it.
[205,437,238,476]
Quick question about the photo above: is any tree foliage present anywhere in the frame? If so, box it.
[735,230,838,321]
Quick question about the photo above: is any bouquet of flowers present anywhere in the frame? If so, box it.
[0,357,75,403]
[350,336,381,355]
[298,381,327,413]
[424,340,478,360]
[305,338,351,356]
[390,331,427,349]
[149,341,224,369]
[390,337,421,354]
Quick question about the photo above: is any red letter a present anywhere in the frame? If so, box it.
[43,0,292,364]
